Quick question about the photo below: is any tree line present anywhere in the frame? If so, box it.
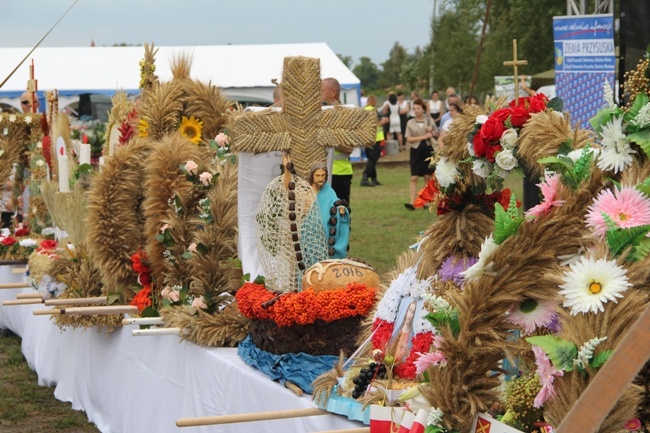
[341,0,607,99]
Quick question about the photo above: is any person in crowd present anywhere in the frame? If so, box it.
[404,98,437,210]
[361,95,388,187]
[444,87,456,110]
[0,172,14,229]
[438,93,461,129]
[463,94,480,106]
[397,91,410,142]
[427,90,444,128]
[439,101,464,148]
[272,85,284,107]
[520,75,537,96]
[407,91,420,120]
[20,91,40,113]
[321,77,353,206]
[360,89,368,108]
[382,92,403,152]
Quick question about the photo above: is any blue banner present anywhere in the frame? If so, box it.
[553,15,615,129]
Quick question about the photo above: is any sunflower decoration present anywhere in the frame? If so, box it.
[138,118,150,138]
[179,115,203,145]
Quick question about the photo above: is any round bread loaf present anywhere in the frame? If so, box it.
[301,259,380,293]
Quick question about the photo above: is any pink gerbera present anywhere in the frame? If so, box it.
[414,351,447,376]
[586,186,650,237]
[525,173,565,220]
[507,298,557,335]
[532,345,564,408]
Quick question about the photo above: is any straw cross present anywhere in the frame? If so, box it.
[503,39,527,104]
[229,56,376,179]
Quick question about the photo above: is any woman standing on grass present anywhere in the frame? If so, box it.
[404,98,437,210]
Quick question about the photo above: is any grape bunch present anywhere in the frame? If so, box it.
[350,362,387,399]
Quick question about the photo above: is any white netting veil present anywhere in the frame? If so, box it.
[255,175,328,293]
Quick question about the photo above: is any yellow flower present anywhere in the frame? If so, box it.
[138,118,149,138]
[179,116,203,144]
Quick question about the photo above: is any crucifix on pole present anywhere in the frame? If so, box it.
[503,39,527,104]
[26,59,38,113]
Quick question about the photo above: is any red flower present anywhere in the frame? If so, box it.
[130,286,152,312]
[509,105,530,128]
[37,239,58,251]
[14,227,30,237]
[472,133,488,159]
[2,237,17,246]
[484,143,502,163]
[479,117,506,142]
[138,272,151,288]
[530,93,549,112]
[490,107,512,124]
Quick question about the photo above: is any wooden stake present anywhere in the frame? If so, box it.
[176,408,327,428]
[57,305,138,316]
[309,429,369,433]
[44,296,107,306]
[122,317,166,326]
[3,298,44,306]
[284,380,304,397]
[132,328,182,337]
[0,282,30,289]
[16,293,43,299]
[556,304,650,433]
[503,39,528,103]
[33,309,62,315]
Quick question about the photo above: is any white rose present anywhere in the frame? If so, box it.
[499,128,518,149]
[495,149,518,171]
[466,141,476,157]
[472,159,491,178]
[475,115,488,125]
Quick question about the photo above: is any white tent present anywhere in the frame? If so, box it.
[0,43,362,112]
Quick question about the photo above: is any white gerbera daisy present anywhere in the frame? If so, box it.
[459,235,498,281]
[559,256,631,315]
[434,157,459,188]
[597,116,634,173]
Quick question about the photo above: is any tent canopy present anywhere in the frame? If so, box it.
[0,43,362,111]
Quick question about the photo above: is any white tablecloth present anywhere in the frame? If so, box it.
[0,266,362,433]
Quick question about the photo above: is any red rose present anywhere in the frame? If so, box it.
[509,105,530,128]
[490,108,512,124]
[472,133,488,158]
[38,239,58,250]
[14,227,30,237]
[485,144,503,163]
[480,116,506,142]
[509,97,530,109]
[529,93,549,113]
[2,237,17,246]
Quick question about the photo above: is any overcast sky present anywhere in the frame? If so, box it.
[1,0,434,67]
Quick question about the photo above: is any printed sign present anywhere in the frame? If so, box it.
[553,14,616,129]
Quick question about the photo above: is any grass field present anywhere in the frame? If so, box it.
[0,159,525,431]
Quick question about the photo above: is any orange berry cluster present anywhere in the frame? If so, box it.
[235,282,376,327]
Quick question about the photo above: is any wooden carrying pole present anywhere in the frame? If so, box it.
[16,293,43,299]
[44,296,107,306]
[311,429,369,433]
[176,408,327,428]
[0,282,30,289]
[556,304,650,433]
[32,305,137,316]
[3,298,43,306]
